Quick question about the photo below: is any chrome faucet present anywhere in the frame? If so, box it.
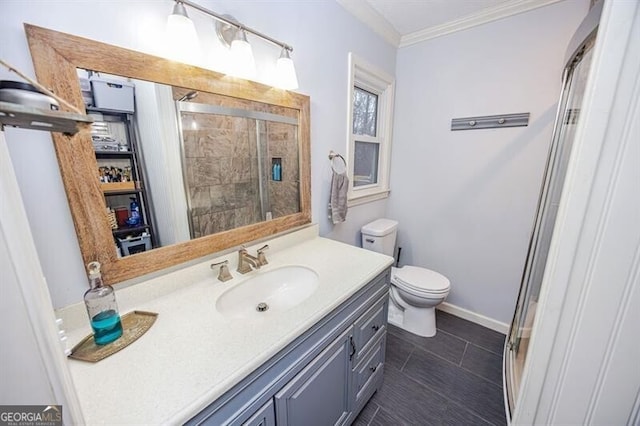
[237,245,269,274]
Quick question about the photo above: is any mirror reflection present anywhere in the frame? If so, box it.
[79,69,301,257]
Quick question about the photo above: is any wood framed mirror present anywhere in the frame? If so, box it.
[25,24,311,284]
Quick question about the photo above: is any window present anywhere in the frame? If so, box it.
[346,53,395,205]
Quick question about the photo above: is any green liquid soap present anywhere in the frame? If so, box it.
[91,309,123,345]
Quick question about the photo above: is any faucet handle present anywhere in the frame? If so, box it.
[211,260,233,282]
[257,244,269,265]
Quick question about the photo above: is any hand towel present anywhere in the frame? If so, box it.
[330,170,349,224]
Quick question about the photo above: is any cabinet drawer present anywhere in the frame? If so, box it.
[353,334,385,409]
[353,295,387,360]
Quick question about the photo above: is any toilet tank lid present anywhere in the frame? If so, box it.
[361,218,398,237]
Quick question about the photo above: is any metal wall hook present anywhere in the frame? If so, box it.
[451,112,530,131]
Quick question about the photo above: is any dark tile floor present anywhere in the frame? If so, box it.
[354,310,507,426]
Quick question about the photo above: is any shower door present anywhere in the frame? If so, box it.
[176,100,300,239]
[504,13,599,417]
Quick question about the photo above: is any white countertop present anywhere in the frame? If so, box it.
[57,225,393,425]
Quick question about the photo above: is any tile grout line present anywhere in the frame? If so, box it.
[459,341,469,367]
[367,405,381,426]
[467,339,506,357]
[400,345,414,372]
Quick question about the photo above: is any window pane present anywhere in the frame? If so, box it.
[353,141,379,187]
[352,87,378,136]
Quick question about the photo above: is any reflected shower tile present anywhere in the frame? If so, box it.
[191,158,221,186]
[197,212,215,237]
[219,158,233,184]
[189,187,213,216]
[220,157,252,184]
[232,131,251,157]
[202,130,234,158]
[191,215,201,239]
[235,182,257,206]
[268,140,287,157]
[232,116,248,132]
[182,130,201,158]
[282,155,299,182]
[196,114,233,130]
[209,184,237,212]
[234,206,254,228]
[270,181,300,217]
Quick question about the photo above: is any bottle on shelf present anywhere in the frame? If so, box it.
[128,197,141,226]
[272,159,282,181]
[83,261,123,345]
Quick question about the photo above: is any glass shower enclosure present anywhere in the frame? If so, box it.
[503,1,602,418]
[175,99,300,240]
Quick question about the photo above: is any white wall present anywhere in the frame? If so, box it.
[0,0,396,308]
[388,0,589,324]
[0,133,84,424]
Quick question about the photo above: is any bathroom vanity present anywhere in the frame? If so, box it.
[189,265,389,425]
[57,226,393,424]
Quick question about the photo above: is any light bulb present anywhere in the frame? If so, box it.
[230,29,256,80]
[166,2,200,65]
[275,48,299,90]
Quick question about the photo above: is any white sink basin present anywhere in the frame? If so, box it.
[216,266,319,319]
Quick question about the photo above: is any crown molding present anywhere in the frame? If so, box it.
[400,0,565,48]
[336,0,401,47]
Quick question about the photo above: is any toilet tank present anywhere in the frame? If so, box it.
[361,219,398,256]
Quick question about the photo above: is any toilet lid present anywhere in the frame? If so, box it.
[392,266,450,294]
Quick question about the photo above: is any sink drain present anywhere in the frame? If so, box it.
[256,302,269,312]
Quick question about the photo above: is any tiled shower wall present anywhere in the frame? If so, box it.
[182,113,261,238]
[266,121,299,218]
[175,89,300,238]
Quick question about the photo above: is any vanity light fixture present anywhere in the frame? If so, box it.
[166,1,200,64]
[275,47,299,90]
[168,0,299,89]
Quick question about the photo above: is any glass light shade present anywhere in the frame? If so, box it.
[275,49,299,90]
[166,5,200,65]
[230,30,256,80]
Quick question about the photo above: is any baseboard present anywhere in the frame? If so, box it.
[437,302,509,335]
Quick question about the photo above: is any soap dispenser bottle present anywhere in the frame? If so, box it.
[83,261,123,345]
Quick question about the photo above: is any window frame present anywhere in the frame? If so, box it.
[346,52,395,206]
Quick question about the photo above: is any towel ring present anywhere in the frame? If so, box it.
[329,150,347,174]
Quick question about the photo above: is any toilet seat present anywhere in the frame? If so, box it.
[391,266,450,297]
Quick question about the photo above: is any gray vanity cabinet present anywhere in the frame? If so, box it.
[274,327,353,426]
[187,268,390,426]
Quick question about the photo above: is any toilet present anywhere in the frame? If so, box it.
[361,219,450,337]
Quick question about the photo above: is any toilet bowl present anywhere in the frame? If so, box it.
[361,219,451,338]
[388,266,450,337]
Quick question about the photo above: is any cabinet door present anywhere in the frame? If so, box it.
[275,327,353,426]
[242,399,275,426]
